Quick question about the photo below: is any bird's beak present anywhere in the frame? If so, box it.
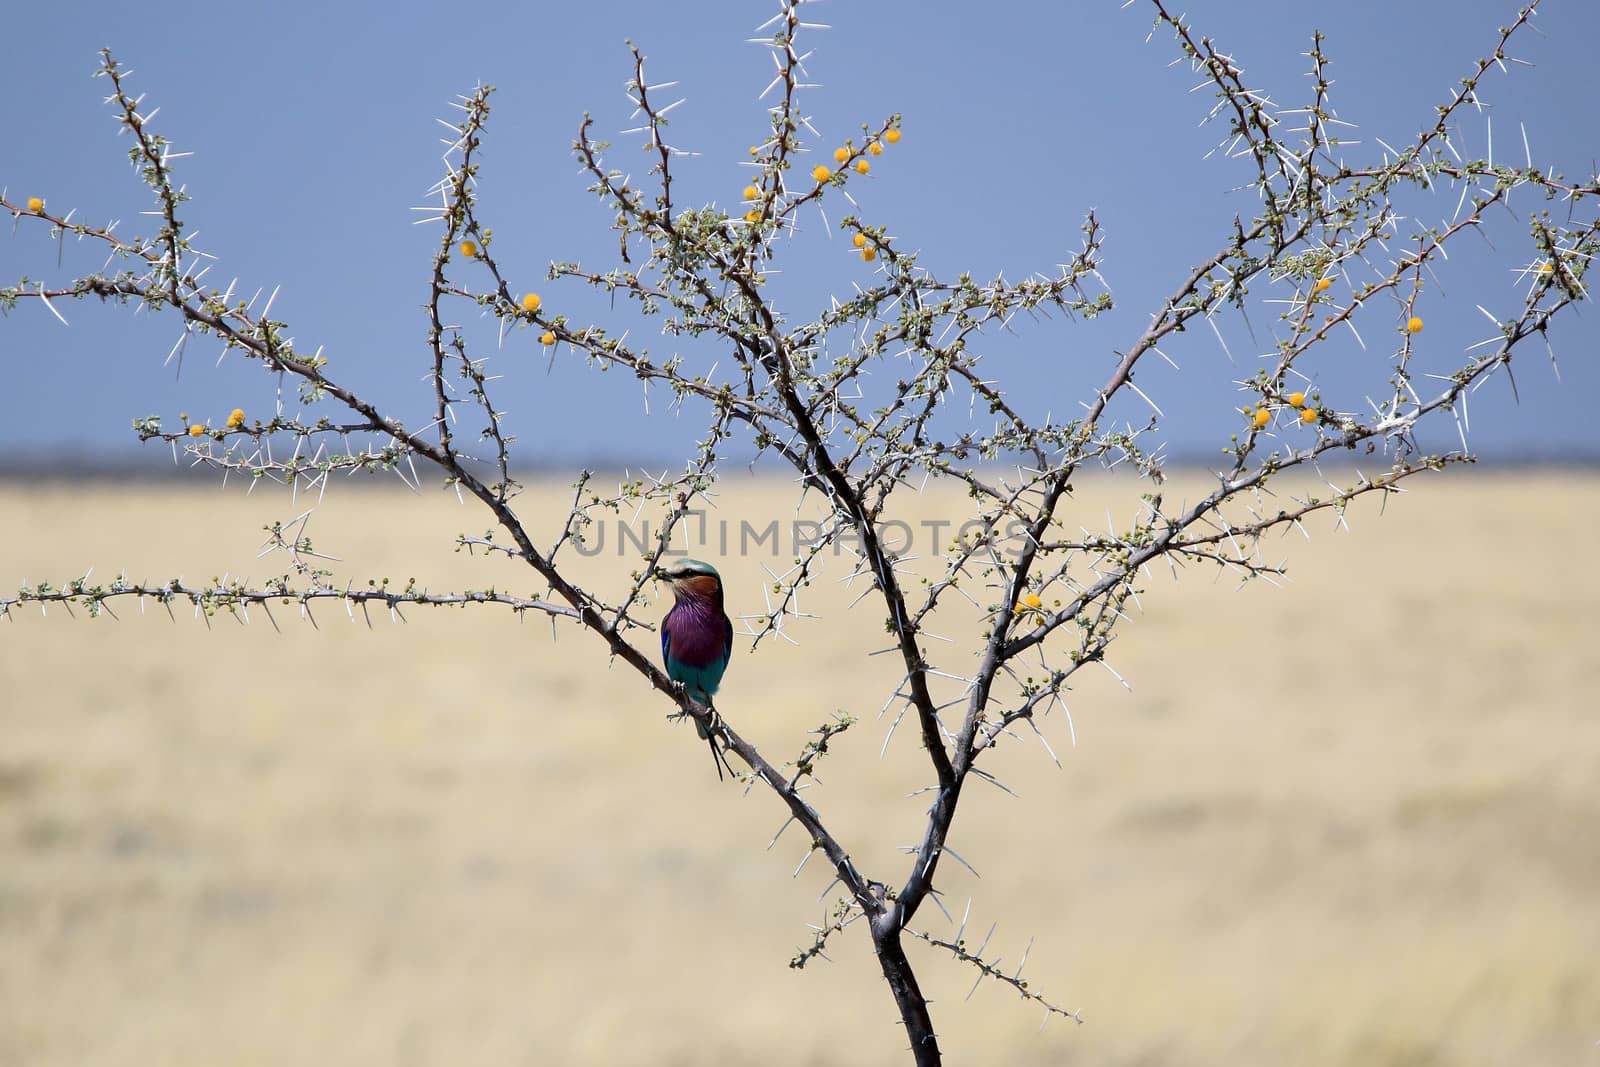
[653,567,672,583]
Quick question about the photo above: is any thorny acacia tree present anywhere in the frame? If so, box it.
[3,2,1596,1062]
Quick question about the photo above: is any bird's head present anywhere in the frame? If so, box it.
[656,558,724,602]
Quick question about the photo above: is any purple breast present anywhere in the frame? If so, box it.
[666,597,725,667]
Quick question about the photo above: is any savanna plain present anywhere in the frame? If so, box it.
[0,470,1596,1066]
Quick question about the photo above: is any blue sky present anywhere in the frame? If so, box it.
[3,1,1597,469]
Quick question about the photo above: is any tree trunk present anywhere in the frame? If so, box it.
[872,914,941,1065]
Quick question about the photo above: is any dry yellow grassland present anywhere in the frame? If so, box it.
[1,471,1596,1065]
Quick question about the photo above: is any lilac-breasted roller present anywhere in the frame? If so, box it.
[657,558,735,780]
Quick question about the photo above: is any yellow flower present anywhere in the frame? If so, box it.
[188,424,206,438]
[869,142,883,156]
[1253,407,1271,428]
[852,233,867,248]
[522,293,542,313]
[885,128,902,144]
[540,331,556,346]
[1300,407,1319,424]
[861,247,877,262]
[833,147,849,163]
[812,164,831,182]
[1288,391,1306,407]
[1538,262,1555,276]
[227,408,246,429]
[854,159,870,174]
[1023,592,1042,609]
[26,197,44,213]
[459,240,478,258]
[742,185,759,201]
[748,145,760,157]
[1406,316,1423,333]
[1313,277,1331,293]
[744,210,760,223]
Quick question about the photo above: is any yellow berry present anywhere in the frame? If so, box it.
[852,233,867,248]
[227,408,246,428]
[26,197,44,213]
[869,142,883,156]
[812,165,831,182]
[1288,391,1306,407]
[540,331,556,346]
[522,293,542,313]
[1253,408,1271,428]
[885,128,902,144]
[861,247,877,262]
[743,185,759,201]
[1023,592,1042,609]
[1406,316,1423,333]
[1300,407,1319,424]
[854,159,869,175]
[1313,277,1331,293]
[188,424,206,438]
[833,147,849,164]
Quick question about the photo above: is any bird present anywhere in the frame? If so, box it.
[658,558,736,780]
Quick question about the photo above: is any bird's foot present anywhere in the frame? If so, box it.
[665,682,693,722]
